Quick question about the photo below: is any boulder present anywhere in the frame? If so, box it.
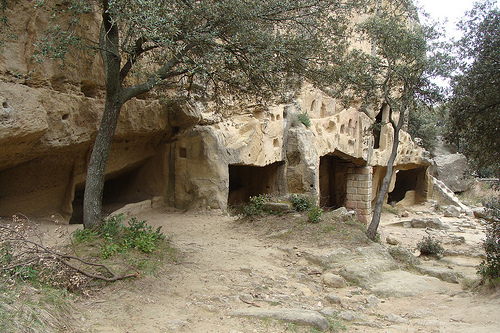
[433,153,472,193]
[325,294,342,305]
[415,265,461,284]
[388,246,421,266]
[322,273,347,288]
[330,207,355,221]
[109,200,152,219]
[408,217,449,230]
[386,235,400,245]
[443,205,461,218]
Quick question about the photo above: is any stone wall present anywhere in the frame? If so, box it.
[346,166,373,223]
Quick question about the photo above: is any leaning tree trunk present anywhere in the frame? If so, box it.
[82,7,123,229]
[83,96,123,229]
[366,110,405,241]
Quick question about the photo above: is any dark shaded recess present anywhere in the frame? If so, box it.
[70,161,151,224]
[373,107,383,149]
[388,167,427,203]
[319,155,354,209]
[80,80,101,98]
[228,161,283,206]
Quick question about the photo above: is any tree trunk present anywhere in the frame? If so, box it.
[82,5,123,229]
[83,96,123,228]
[366,111,405,241]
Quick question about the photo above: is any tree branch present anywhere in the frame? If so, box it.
[0,225,139,283]
[121,43,195,102]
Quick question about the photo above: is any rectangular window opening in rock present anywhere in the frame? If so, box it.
[228,162,283,206]
[388,167,428,205]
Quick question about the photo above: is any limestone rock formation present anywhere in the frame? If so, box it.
[433,153,472,193]
[0,4,432,223]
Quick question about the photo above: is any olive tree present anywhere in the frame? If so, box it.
[35,0,358,228]
[328,0,448,240]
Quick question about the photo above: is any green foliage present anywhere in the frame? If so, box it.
[34,0,356,103]
[242,194,268,217]
[326,312,347,332]
[289,194,313,212]
[447,1,500,176]
[307,206,323,224]
[478,197,500,282]
[407,103,448,153]
[74,214,166,259]
[297,112,311,128]
[417,236,444,258]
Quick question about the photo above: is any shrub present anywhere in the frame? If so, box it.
[478,197,500,282]
[289,194,312,212]
[73,214,165,259]
[417,236,444,258]
[242,194,268,217]
[298,112,311,127]
[307,206,323,223]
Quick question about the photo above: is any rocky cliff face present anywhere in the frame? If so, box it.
[0,3,431,223]
[0,3,172,220]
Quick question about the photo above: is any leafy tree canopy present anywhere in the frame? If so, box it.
[32,0,362,228]
[447,0,500,176]
[35,0,358,104]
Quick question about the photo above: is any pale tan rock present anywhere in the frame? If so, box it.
[0,6,433,222]
[322,273,347,288]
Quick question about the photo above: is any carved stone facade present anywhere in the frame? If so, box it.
[0,4,432,223]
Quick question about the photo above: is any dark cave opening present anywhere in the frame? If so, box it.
[319,155,354,209]
[69,162,151,224]
[388,167,427,203]
[228,161,283,206]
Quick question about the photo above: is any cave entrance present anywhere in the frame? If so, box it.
[388,167,427,204]
[319,155,354,209]
[70,161,152,224]
[228,161,283,206]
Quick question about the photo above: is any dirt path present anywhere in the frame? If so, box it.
[75,206,500,332]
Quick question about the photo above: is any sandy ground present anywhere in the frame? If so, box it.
[60,204,500,333]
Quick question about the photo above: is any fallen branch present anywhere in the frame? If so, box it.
[239,296,261,307]
[0,224,138,283]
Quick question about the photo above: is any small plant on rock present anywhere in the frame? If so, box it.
[417,236,444,258]
[242,194,268,217]
[289,194,312,212]
[297,112,311,127]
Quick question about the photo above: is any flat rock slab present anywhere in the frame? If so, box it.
[415,265,461,283]
[369,270,449,298]
[402,217,450,229]
[229,308,330,330]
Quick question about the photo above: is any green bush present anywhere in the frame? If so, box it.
[298,112,311,127]
[307,206,323,223]
[242,194,268,217]
[417,236,444,258]
[289,194,312,212]
[73,214,165,259]
[478,197,500,282]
